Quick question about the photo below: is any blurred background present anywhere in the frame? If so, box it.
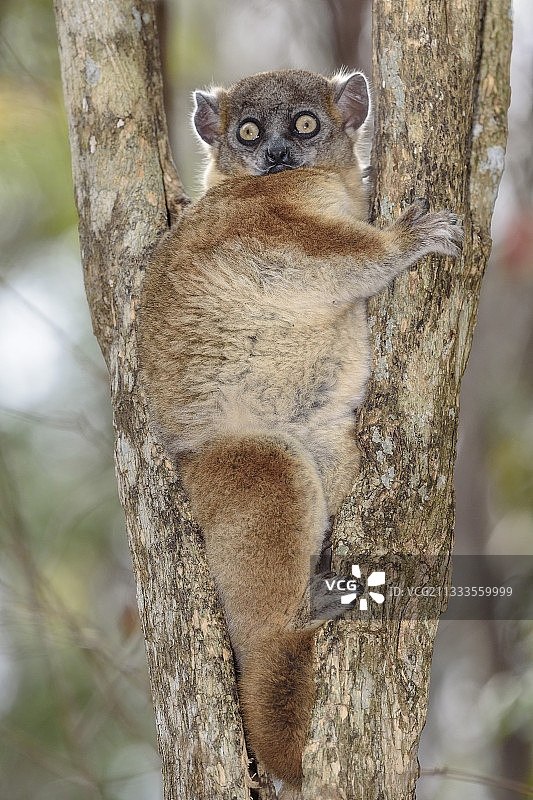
[0,1,532,798]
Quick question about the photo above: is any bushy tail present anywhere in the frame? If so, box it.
[180,432,328,786]
[240,630,315,787]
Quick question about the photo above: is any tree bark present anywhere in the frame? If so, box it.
[54,1,511,799]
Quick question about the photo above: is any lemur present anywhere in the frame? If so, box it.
[138,69,462,792]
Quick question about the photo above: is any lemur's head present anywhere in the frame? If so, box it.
[193,69,370,190]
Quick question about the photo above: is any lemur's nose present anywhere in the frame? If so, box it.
[266,140,291,164]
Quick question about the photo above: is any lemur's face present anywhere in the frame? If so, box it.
[193,70,369,180]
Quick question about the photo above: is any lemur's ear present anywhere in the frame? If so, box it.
[332,72,369,132]
[193,90,222,145]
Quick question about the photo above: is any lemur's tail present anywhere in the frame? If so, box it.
[240,629,316,786]
[180,432,328,786]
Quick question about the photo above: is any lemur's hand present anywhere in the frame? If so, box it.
[394,198,464,259]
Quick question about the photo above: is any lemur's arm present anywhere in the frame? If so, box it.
[255,197,463,302]
[194,169,463,303]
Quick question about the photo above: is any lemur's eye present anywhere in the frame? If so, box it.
[293,112,320,137]
[237,119,261,144]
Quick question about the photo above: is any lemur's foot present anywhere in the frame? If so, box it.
[290,571,363,631]
[309,571,363,624]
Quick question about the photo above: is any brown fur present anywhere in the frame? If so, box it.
[180,435,327,661]
[180,436,325,787]
[239,630,315,786]
[138,69,463,787]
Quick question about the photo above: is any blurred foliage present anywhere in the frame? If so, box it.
[0,0,532,799]
[0,0,76,255]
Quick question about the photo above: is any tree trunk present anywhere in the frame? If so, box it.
[53,2,255,798]
[54,1,511,799]
[305,1,512,798]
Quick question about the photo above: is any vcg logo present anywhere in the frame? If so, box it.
[325,564,386,611]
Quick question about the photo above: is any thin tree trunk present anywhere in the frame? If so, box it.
[54,1,511,799]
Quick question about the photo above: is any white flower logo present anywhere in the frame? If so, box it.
[341,564,386,610]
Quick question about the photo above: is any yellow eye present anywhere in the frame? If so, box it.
[238,120,260,143]
[294,113,319,135]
